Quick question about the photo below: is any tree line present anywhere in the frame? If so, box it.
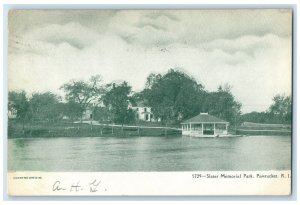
[134,69,241,125]
[240,94,292,124]
[8,69,292,131]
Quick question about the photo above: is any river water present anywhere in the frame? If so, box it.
[8,135,291,171]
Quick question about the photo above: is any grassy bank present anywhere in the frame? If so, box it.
[236,122,291,136]
[236,129,291,136]
[8,120,181,138]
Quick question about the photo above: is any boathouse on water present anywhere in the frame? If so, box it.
[181,113,229,137]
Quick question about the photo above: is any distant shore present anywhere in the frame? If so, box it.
[8,120,182,139]
[8,120,291,139]
[236,122,291,136]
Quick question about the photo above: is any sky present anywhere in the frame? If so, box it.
[8,9,292,113]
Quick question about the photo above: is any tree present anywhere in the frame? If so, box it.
[30,92,61,122]
[8,91,31,132]
[240,112,268,124]
[102,81,135,125]
[145,73,162,89]
[142,69,206,124]
[240,94,292,124]
[60,102,83,121]
[93,106,113,123]
[203,84,241,124]
[60,75,105,122]
[267,94,292,124]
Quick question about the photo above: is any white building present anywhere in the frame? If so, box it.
[181,113,229,137]
[81,100,159,123]
[82,101,104,120]
[82,107,94,120]
[8,108,17,119]
[130,101,156,122]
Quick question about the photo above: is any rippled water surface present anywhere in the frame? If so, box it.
[8,135,291,171]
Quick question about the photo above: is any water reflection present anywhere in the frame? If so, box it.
[8,135,291,171]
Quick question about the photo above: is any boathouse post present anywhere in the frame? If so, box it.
[213,123,216,135]
[226,123,228,134]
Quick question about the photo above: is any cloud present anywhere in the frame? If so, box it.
[106,9,291,47]
[201,34,277,56]
[24,22,101,49]
[8,10,292,113]
[145,11,180,22]
[9,9,292,50]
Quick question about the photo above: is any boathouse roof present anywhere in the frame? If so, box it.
[181,113,228,124]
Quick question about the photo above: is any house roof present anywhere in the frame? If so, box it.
[131,100,150,107]
[181,113,228,124]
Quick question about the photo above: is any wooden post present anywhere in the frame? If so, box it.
[164,123,167,136]
[226,123,228,134]
[138,126,140,136]
[201,123,203,135]
[112,125,114,134]
[213,123,215,135]
[234,114,237,134]
[100,125,103,135]
[22,119,25,135]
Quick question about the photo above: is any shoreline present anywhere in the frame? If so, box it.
[8,121,182,139]
[8,120,291,139]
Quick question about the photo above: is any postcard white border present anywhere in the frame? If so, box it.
[8,171,291,196]
[1,1,299,204]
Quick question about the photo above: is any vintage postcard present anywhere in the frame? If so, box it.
[7,9,292,196]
